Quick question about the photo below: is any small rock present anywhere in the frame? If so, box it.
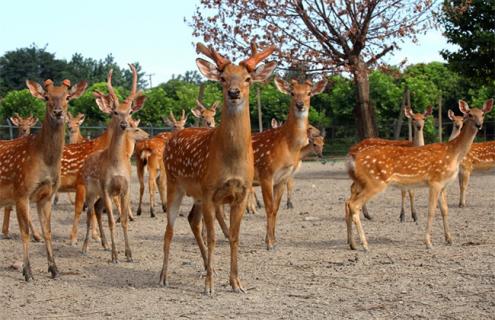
[10,261,23,271]
[303,216,320,221]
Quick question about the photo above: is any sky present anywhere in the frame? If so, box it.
[0,0,454,86]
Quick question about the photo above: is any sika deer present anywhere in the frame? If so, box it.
[2,114,41,241]
[0,78,87,281]
[191,100,218,128]
[67,112,88,144]
[349,106,433,222]
[447,100,495,207]
[135,111,187,218]
[159,41,276,294]
[345,99,493,251]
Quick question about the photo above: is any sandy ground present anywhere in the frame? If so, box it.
[1,161,494,319]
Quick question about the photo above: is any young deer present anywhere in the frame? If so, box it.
[251,77,327,250]
[135,112,187,218]
[0,79,87,281]
[67,112,88,144]
[81,105,148,262]
[159,41,276,294]
[447,101,495,207]
[191,100,218,128]
[348,106,433,222]
[2,114,41,241]
[345,99,493,251]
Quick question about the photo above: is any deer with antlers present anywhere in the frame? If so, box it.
[135,111,188,218]
[348,106,433,222]
[80,87,148,261]
[67,112,88,144]
[159,41,277,294]
[345,99,493,251]
[0,78,87,280]
[1,113,41,241]
[447,101,495,207]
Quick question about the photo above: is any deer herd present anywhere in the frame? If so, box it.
[0,41,493,295]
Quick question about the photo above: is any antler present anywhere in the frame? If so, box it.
[126,64,138,102]
[196,43,231,70]
[240,40,276,72]
[196,99,206,111]
[181,109,186,121]
[106,69,119,107]
[169,111,177,123]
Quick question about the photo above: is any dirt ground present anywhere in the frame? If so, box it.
[1,161,494,319]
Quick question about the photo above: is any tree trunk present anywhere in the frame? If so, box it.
[351,57,377,139]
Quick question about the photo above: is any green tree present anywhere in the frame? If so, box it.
[0,89,46,122]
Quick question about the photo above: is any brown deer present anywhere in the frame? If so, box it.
[348,106,433,222]
[135,111,187,218]
[191,100,218,128]
[0,78,87,281]
[80,90,148,262]
[250,77,327,250]
[159,41,276,294]
[67,112,88,144]
[345,99,493,251]
[447,101,495,207]
[2,114,41,241]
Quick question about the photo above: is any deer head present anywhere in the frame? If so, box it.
[309,135,325,158]
[165,110,188,131]
[448,109,465,141]
[26,79,88,125]
[191,100,218,128]
[405,105,433,132]
[93,64,145,134]
[458,99,493,131]
[196,41,277,114]
[66,112,86,134]
[9,113,38,136]
[274,78,327,118]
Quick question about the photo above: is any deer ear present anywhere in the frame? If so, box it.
[482,98,493,113]
[68,81,88,101]
[131,93,146,113]
[459,100,470,114]
[29,116,38,127]
[252,61,277,83]
[26,80,46,100]
[448,109,456,121]
[404,107,414,119]
[191,108,202,119]
[196,58,220,81]
[271,118,278,128]
[93,91,113,114]
[311,79,328,96]
[423,105,433,117]
[9,115,20,126]
[133,119,141,127]
[78,114,86,125]
[274,77,290,95]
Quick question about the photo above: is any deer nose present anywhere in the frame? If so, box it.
[296,102,304,110]
[120,121,128,130]
[228,88,240,99]
[53,109,64,118]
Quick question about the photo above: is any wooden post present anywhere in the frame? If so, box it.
[438,95,443,142]
[257,86,263,132]
[407,89,412,142]
[394,87,408,139]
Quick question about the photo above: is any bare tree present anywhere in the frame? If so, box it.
[191,0,437,138]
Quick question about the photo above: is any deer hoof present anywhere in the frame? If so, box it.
[286,201,294,209]
[22,262,33,282]
[48,265,59,279]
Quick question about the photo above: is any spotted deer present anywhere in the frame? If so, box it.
[159,41,277,294]
[2,114,41,241]
[447,100,495,207]
[191,100,218,128]
[80,88,148,262]
[135,111,188,218]
[0,78,87,281]
[345,99,493,251]
[67,112,88,144]
[249,77,327,250]
[348,106,433,222]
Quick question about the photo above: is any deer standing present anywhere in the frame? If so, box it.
[0,79,87,280]
[1,114,41,241]
[159,41,276,294]
[348,106,433,222]
[250,77,327,250]
[447,102,495,207]
[80,84,148,261]
[67,112,88,144]
[345,99,493,251]
[135,111,188,218]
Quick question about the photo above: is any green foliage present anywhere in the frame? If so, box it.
[0,89,45,123]
[323,75,355,124]
[369,70,402,135]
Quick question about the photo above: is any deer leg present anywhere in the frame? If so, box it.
[202,199,216,296]
[362,204,372,220]
[159,184,185,287]
[158,161,167,213]
[255,191,263,209]
[215,205,230,240]
[458,168,470,208]
[37,194,59,279]
[399,190,407,222]
[269,182,286,247]
[425,186,441,249]
[81,196,97,255]
[352,182,372,220]
[2,206,12,239]
[148,161,157,218]
[438,189,452,245]
[260,178,276,250]
[70,184,86,246]
[102,192,118,263]
[136,159,145,216]
[408,190,418,222]
[286,177,294,209]
[28,208,42,242]
[245,189,257,214]
[16,199,33,281]
[188,202,208,269]
[345,200,356,250]
[53,193,59,207]
[94,199,109,250]
[120,193,133,262]
[228,199,247,293]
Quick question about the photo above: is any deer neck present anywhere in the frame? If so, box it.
[36,114,65,165]
[106,127,128,165]
[283,105,309,150]
[413,126,425,146]
[448,127,461,141]
[449,120,479,163]
[70,130,84,144]
[300,143,313,159]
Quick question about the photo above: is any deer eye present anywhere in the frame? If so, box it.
[220,77,226,82]
[245,77,251,83]
[113,111,118,115]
